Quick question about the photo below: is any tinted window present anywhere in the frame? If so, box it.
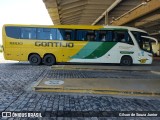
[21,28,36,39]
[86,30,96,41]
[37,28,56,40]
[76,30,96,41]
[5,26,21,39]
[64,29,75,40]
[112,31,133,44]
[76,30,87,41]
[56,29,64,40]
[98,30,112,41]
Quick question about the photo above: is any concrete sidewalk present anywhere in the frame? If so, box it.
[44,63,160,96]
[34,77,160,96]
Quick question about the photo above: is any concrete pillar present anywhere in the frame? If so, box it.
[105,12,108,25]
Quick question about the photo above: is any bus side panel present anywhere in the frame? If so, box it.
[5,48,21,61]
[69,42,119,63]
[20,40,63,62]
[62,41,89,62]
[3,37,23,61]
[133,50,152,64]
[116,42,136,63]
[69,42,137,64]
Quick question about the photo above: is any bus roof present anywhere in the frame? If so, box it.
[103,25,147,33]
[3,24,147,33]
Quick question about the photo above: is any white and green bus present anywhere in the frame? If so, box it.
[2,24,158,65]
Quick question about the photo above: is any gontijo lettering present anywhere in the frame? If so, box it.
[35,41,74,48]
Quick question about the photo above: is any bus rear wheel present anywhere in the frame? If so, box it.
[120,56,133,66]
[43,54,56,66]
[29,54,41,65]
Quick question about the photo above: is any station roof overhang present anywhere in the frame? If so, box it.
[43,0,160,37]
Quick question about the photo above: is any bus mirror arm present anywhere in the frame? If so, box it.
[141,36,158,45]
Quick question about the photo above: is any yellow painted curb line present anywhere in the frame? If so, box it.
[33,86,160,97]
[51,66,151,72]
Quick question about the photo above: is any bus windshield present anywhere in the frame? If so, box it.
[131,31,152,53]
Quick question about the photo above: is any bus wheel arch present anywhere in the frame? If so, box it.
[120,55,133,66]
[28,53,42,65]
[43,53,56,66]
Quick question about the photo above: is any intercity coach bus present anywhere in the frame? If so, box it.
[2,24,158,66]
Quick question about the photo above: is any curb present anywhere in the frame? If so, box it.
[51,66,151,72]
[33,82,160,97]
[34,87,160,97]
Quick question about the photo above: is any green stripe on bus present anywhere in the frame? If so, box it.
[71,42,102,59]
[84,42,117,59]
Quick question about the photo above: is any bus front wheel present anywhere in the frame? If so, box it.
[43,54,56,66]
[29,54,41,65]
[120,56,133,66]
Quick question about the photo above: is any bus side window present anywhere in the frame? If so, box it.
[99,30,109,42]
[5,27,21,39]
[86,34,91,41]
[95,31,99,41]
[86,34,95,41]
[57,29,64,40]
[76,30,95,41]
[21,28,36,39]
[118,32,125,42]
[51,28,57,40]
[85,30,95,41]
[65,34,71,40]
[107,31,112,41]
[37,28,57,40]
[132,32,142,47]
[112,31,117,42]
[76,30,87,41]
[64,30,74,40]
[112,31,133,45]
[125,32,134,45]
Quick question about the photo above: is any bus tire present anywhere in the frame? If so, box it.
[29,54,41,65]
[43,54,56,66]
[120,56,133,66]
